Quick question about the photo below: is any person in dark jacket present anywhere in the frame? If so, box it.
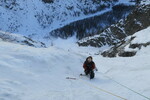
[83,56,97,79]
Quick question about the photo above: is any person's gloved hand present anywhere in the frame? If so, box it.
[95,68,98,71]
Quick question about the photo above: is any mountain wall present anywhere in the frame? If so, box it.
[0,0,135,41]
[78,1,150,47]
[50,4,134,39]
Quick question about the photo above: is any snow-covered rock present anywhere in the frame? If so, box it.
[0,31,46,48]
[78,1,150,47]
[101,26,150,57]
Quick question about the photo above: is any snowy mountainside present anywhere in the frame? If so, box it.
[101,26,150,57]
[50,4,134,39]
[0,32,150,100]
[0,31,46,48]
[78,0,150,47]
[0,0,135,41]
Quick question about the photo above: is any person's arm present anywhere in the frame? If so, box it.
[93,62,98,71]
[83,62,86,70]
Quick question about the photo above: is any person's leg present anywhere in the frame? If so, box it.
[84,69,90,75]
[90,70,95,79]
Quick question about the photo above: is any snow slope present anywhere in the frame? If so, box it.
[0,29,150,100]
[0,30,46,48]
[131,26,150,44]
[0,41,84,100]
[98,27,150,57]
[123,26,150,53]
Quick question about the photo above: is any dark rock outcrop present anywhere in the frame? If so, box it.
[42,0,54,3]
[101,35,150,57]
[78,3,150,47]
[101,37,135,57]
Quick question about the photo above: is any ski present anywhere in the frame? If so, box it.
[66,77,77,80]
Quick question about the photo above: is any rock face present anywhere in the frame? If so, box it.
[101,36,150,57]
[101,37,136,57]
[0,31,46,48]
[101,26,150,57]
[78,2,150,47]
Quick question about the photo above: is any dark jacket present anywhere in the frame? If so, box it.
[83,60,95,70]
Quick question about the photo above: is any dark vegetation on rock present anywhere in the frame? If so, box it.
[42,0,54,3]
[50,4,135,40]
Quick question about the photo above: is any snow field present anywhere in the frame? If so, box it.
[0,27,150,100]
[0,39,150,100]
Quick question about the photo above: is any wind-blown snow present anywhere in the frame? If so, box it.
[0,26,150,100]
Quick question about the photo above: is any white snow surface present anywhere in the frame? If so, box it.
[124,27,150,52]
[0,27,150,100]
[132,26,150,44]
[141,0,150,5]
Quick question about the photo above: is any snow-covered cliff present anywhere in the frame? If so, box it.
[78,0,149,47]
